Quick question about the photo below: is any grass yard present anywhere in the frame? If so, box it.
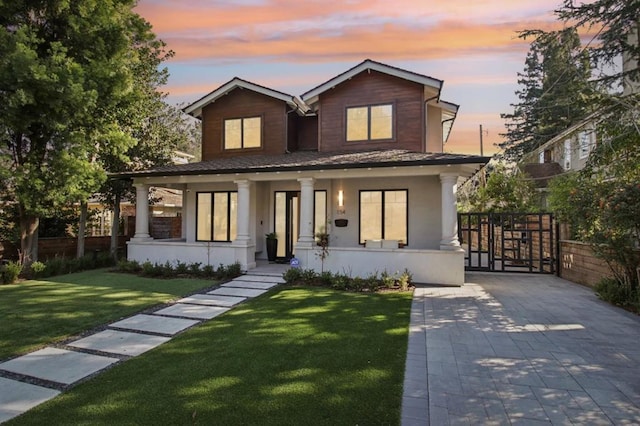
[8,287,413,426]
[0,269,214,360]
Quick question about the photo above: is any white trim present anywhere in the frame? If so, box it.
[301,59,442,106]
[184,78,302,119]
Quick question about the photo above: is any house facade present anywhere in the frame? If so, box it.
[122,60,489,285]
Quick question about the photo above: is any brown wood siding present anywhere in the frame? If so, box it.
[201,89,288,160]
[317,71,424,152]
[296,115,319,151]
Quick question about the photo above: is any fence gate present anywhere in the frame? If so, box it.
[458,213,558,274]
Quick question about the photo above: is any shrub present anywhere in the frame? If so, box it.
[202,264,215,278]
[226,261,242,278]
[283,268,302,284]
[189,262,202,277]
[1,261,23,284]
[175,261,189,275]
[117,259,141,273]
[29,261,47,279]
[595,277,640,312]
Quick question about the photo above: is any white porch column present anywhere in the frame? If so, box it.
[133,183,151,240]
[297,177,315,247]
[233,179,251,245]
[439,173,462,251]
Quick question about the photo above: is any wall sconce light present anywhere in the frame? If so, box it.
[337,190,346,215]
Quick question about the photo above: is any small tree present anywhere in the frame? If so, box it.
[460,163,540,213]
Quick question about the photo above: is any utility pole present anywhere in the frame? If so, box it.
[479,124,484,156]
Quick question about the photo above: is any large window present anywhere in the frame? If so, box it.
[359,190,407,245]
[346,104,393,142]
[314,190,327,235]
[224,116,261,149]
[196,192,237,242]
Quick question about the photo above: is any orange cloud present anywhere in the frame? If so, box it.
[161,19,565,64]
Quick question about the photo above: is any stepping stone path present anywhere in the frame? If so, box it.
[0,272,284,423]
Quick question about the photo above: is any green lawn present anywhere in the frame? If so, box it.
[8,287,413,426]
[0,269,215,360]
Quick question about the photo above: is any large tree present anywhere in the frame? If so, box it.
[500,27,594,159]
[0,1,170,263]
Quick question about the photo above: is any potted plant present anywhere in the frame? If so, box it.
[265,232,278,262]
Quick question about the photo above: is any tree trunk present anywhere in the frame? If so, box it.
[77,201,87,258]
[110,193,121,260]
[18,204,39,265]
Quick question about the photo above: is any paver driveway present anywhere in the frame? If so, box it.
[402,273,640,425]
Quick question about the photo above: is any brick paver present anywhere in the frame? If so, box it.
[402,273,640,425]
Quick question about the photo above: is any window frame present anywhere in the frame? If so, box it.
[358,189,408,246]
[195,191,238,242]
[223,116,262,150]
[313,190,327,235]
[345,103,394,142]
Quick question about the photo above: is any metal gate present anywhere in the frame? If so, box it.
[458,213,558,274]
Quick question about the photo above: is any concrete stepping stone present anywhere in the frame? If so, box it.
[0,347,117,385]
[110,314,199,335]
[0,377,60,423]
[208,287,267,298]
[154,304,230,320]
[222,281,279,290]
[69,330,170,357]
[233,275,285,284]
[178,294,245,307]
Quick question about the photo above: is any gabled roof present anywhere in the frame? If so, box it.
[527,111,602,156]
[115,149,490,179]
[301,59,443,106]
[183,77,305,119]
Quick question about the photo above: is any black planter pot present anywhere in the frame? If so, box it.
[266,239,278,262]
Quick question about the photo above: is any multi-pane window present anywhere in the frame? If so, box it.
[196,192,237,242]
[359,190,407,245]
[346,104,393,141]
[224,117,261,149]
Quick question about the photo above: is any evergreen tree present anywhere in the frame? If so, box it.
[500,28,594,160]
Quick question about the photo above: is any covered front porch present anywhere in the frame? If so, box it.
[124,151,486,286]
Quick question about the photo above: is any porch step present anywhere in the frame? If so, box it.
[233,274,285,284]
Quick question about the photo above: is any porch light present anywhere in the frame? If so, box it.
[338,190,344,207]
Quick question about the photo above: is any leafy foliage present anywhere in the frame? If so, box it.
[283,268,413,292]
[459,163,540,213]
[0,1,173,262]
[548,119,640,293]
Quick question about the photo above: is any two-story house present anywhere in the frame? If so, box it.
[121,60,490,285]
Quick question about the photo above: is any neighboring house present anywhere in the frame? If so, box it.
[520,115,598,207]
[120,60,490,285]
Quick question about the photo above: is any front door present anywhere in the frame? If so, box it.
[274,191,299,261]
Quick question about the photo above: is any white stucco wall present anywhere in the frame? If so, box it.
[295,246,464,286]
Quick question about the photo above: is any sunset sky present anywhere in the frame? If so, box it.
[135,0,569,155]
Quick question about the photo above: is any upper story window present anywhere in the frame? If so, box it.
[224,116,261,149]
[578,130,594,159]
[563,139,572,170]
[346,104,393,142]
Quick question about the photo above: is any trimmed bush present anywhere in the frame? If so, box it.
[1,261,23,284]
[283,268,414,293]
